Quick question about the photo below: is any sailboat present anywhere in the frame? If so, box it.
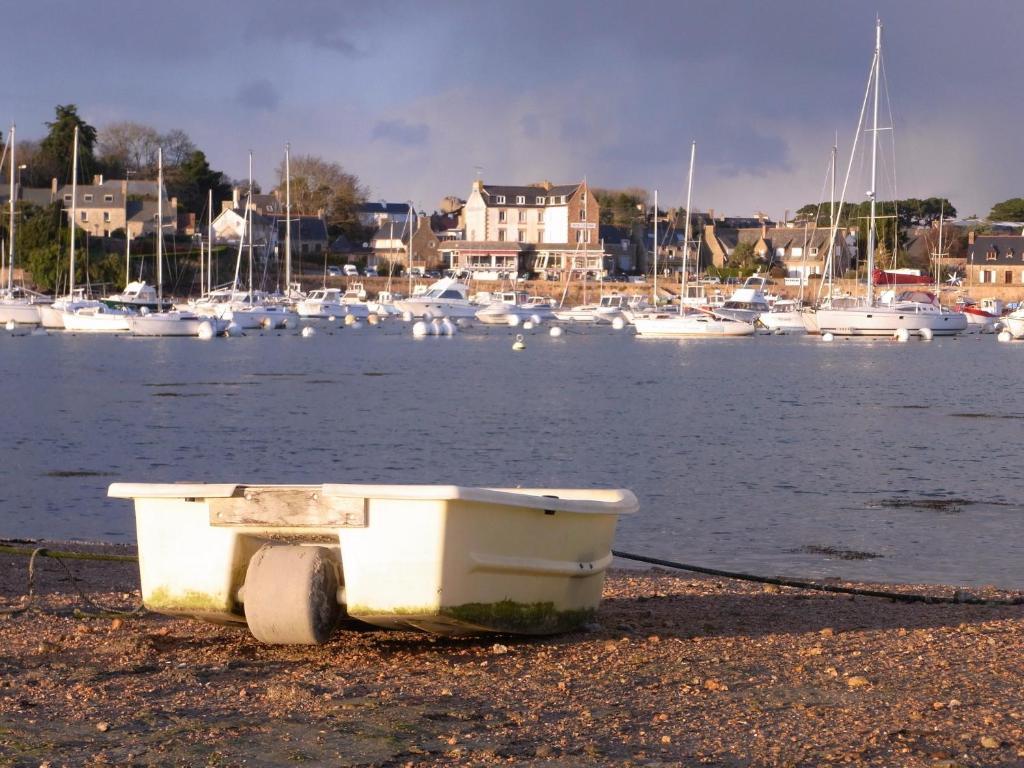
[812,19,967,338]
[130,147,228,337]
[0,123,52,325]
[634,142,756,338]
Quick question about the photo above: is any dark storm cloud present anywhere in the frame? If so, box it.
[236,80,281,112]
[371,120,430,147]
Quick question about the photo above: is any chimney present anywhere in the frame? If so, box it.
[968,230,975,245]
[50,177,58,199]
[472,178,484,193]
[93,174,103,185]
[761,221,768,238]
[232,187,240,209]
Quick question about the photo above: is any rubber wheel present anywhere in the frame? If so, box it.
[243,544,342,645]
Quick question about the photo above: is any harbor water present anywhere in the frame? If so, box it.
[2,323,1022,589]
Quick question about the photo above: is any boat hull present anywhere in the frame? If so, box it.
[634,314,756,337]
[0,302,42,325]
[108,482,637,639]
[62,309,132,332]
[814,306,968,336]
[129,313,227,337]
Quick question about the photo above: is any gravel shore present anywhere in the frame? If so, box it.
[1,543,1022,767]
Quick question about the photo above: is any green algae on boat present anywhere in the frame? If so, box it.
[347,600,596,635]
[145,586,242,619]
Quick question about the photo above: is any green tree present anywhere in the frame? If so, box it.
[36,105,99,186]
[592,187,649,227]
[988,198,1024,221]
[729,241,759,274]
[167,150,232,217]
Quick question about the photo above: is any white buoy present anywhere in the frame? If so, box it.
[611,316,626,330]
[512,334,526,351]
[350,320,363,330]
[429,318,442,336]
[549,326,564,338]
[990,322,1001,334]
[456,318,471,328]
[894,328,910,342]
[919,327,933,341]
[225,322,243,337]
[261,317,274,329]
[506,314,521,327]
[441,318,456,336]
[821,332,834,342]
[367,314,380,326]
[4,320,14,331]
[522,320,534,330]
[196,320,215,340]
[998,330,1013,343]
[530,314,543,325]
[281,318,294,330]
[301,326,316,338]
[402,311,414,323]
[412,320,429,338]
[344,314,356,326]
[139,306,150,316]
[328,315,337,322]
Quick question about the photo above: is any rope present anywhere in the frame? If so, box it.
[612,550,1024,607]
[0,546,145,618]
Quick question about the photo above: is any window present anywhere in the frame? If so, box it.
[103,211,110,223]
[498,229,506,242]
[63,194,72,203]
[518,210,526,223]
[516,195,525,205]
[579,208,586,221]
[776,247,786,257]
[809,247,818,256]
[537,210,544,224]
[104,194,114,202]
[84,194,93,202]
[498,210,507,223]
[1006,270,1013,284]
[518,230,526,243]
[535,196,545,204]
[986,249,997,261]
[791,247,803,258]
[495,195,506,204]
[80,211,87,221]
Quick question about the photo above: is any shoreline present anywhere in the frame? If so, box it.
[2,543,1023,766]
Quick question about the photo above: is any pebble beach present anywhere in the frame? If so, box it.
[2,544,1022,767]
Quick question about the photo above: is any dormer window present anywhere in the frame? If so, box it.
[63,194,72,203]
[495,195,506,204]
[104,194,114,202]
[516,195,525,205]
[536,196,545,204]
[84,194,93,202]
[986,249,997,262]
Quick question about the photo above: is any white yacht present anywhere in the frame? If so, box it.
[0,287,50,325]
[715,275,772,324]
[61,304,133,333]
[367,289,403,317]
[101,281,173,313]
[553,294,631,323]
[474,291,545,324]
[296,288,348,319]
[760,299,807,334]
[392,278,478,318]
[129,310,227,337]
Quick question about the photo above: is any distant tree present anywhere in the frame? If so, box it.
[592,187,649,227]
[274,154,366,236]
[36,105,99,186]
[166,150,232,217]
[97,122,197,178]
[988,198,1024,221]
[729,241,757,273]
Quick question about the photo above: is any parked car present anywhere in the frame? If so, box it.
[408,266,425,278]
[342,264,359,277]
[326,266,342,277]
[425,270,442,279]
[363,267,378,277]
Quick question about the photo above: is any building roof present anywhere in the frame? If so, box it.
[479,183,581,208]
[358,202,413,216]
[969,235,1024,266]
[275,215,328,241]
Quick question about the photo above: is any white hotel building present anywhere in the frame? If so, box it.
[441,179,605,278]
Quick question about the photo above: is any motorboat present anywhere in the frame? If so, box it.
[474,291,540,324]
[61,303,133,333]
[633,308,756,338]
[553,294,631,323]
[367,290,403,317]
[760,299,807,334]
[392,277,478,318]
[101,281,173,313]
[129,310,228,337]
[108,481,638,642]
[296,288,348,319]
[956,296,1003,332]
[1002,306,1024,338]
[715,275,772,324]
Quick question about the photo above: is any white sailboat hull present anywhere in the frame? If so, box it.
[129,312,227,337]
[814,305,968,336]
[761,310,807,333]
[62,308,132,333]
[0,302,42,325]
[633,313,756,338]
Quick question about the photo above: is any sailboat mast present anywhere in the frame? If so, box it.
[207,188,213,295]
[7,123,13,293]
[69,126,79,298]
[866,18,882,306]
[652,190,658,306]
[828,136,836,301]
[680,140,696,315]
[935,200,944,295]
[285,143,291,294]
[157,146,163,302]
[247,151,253,294]
[407,201,414,297]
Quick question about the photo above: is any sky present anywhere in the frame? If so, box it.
[2,0,1020,220]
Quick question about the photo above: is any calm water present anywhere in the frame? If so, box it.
[2,323,1022,588]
